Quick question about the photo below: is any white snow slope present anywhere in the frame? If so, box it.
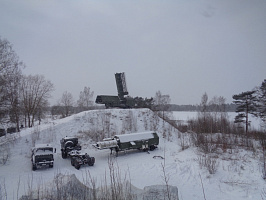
[0,108,265,200]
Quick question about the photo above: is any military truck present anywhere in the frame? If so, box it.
[93,131,159,156]
[7,127,16,134]
[31,144,56,171]
[60,136,81,159]
[95,72,136,108]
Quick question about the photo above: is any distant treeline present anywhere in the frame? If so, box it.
[168,103,236,112]
[49,103,236,117]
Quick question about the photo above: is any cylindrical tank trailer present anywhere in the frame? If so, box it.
[93,131,159,156]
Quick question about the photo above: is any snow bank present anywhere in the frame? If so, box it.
[19,173,179,200]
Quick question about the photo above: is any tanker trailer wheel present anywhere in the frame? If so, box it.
[115,147,119,157]
[150,145,156,151]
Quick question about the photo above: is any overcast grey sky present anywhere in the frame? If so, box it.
[1,0,265,105]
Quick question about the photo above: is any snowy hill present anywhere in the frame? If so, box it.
[0,108,265,200]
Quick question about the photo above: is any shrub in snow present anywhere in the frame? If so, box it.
[197,154,219,174]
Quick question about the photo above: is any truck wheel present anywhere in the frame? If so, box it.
[62,151,67,159]
[75,163,80,170]
[71,158,75,166]
[49,164,53,168]
[32,164,37,171]
[88,157,95,166]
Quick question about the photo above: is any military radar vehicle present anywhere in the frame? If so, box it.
[93,131,159,156]
[95,72,135,108]
[31,144,56,171]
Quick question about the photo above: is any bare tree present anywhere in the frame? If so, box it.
[153,91,171,138]
[153,90,171,119]
[198,92,211,133]
[20,74,54,127]
[0,37,24,129]
[208,96,228,133]
[60,91,74,117]
[217,96,229,133]
[199,92,209,116]
[3,68,22,131]
[0,37,23,81]
[77,86,94,110]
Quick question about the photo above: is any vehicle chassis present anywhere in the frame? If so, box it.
[69,150,95,170]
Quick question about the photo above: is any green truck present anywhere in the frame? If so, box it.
[95,95,135,108]
[93,131,159,156]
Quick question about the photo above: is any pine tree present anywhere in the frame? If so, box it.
[255,79,266,124]
[233,91,257,133]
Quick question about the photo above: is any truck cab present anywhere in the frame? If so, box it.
[31,144,56,171]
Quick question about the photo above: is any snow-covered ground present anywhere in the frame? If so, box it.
[171,111,264,130]
[0,109,265,199]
